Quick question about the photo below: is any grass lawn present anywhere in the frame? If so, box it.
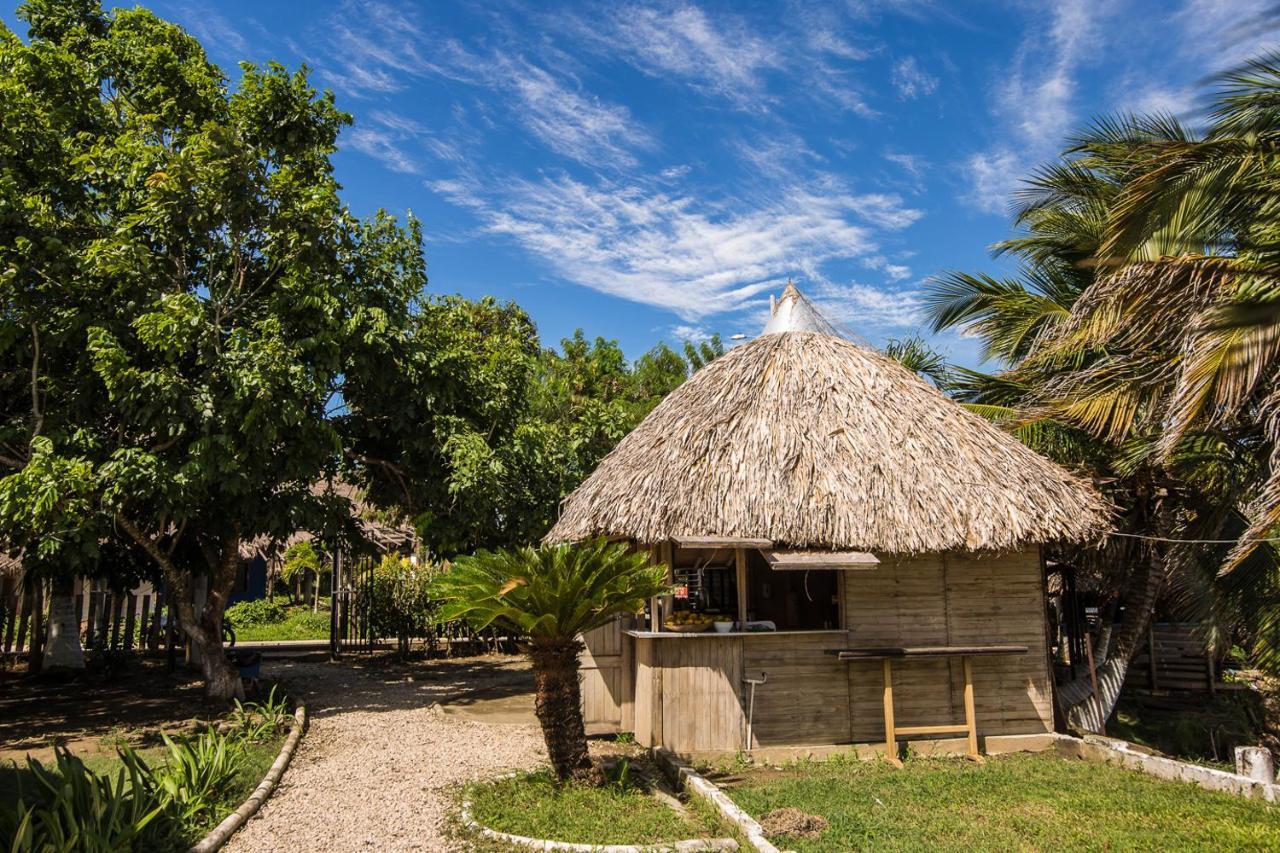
[465,768,721,846]
[232,604,331,642]
[723,752,1280,851]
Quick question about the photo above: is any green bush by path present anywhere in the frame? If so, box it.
[724,752,1280,852]
[230,605,331,642]
[224,599,287,627]
[465,768,718,846]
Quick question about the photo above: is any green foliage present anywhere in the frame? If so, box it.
[434,540,669,640]
[145,732,244,830]
[0,747,163,852]
[683,333,724,371]
[227,686,295,744]
[280,541,325,585]
[881,336,952,388]
[0,0,423,696]
[228,606,330,642]
[0,701,293,852]
[366,554,440,643]
[224,598,285,627]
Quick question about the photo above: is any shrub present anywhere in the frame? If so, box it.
[366,554,442,658]
[0,717,274,851]
[225,598,286,627]
[0,748,164,851]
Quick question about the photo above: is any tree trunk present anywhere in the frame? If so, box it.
[1057,549,1163,732]
[116,515,244,703]
[312,570,319,613]
[43,577,84,671]
[529,638,601,785]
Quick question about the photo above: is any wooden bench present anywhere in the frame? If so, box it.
[825,645,1029,765]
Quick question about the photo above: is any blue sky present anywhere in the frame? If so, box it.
[6,1,1272,365]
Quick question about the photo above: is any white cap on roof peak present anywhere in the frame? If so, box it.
[761,280,840,336]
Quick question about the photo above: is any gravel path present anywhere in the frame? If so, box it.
[226,655,545,852]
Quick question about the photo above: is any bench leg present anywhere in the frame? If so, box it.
[963,656,983,763]
[882,658,902,767]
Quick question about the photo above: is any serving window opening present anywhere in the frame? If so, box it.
[662,546,843,632]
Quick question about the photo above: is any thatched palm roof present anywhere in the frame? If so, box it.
[547,291,1108,553]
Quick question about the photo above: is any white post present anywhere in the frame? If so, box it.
[1235,746,1275,783]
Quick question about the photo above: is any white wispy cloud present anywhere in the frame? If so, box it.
[506,61,653,168]
[964,149,1022,216]
[883,151,927,193]
[317,1,651,169]
[346,126,422,174]
[432,173,919,320]
[578,3,782,108]
[811,281,925,329]
[169,1,249,56]
[962,0,1108,215]
[890,56,938,99]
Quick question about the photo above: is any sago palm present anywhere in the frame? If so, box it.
[433,539,667,785]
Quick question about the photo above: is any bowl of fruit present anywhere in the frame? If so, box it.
[664,611,713,633]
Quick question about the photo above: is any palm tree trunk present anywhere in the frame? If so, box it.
[1057,549,1163,732]
[529,638,601,785]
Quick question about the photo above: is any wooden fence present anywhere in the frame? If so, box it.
[1,586,180,666]
[1124,622,1217,693]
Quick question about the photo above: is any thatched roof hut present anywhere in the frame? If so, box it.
[547,284,1107,553]
[558,284,1111,759]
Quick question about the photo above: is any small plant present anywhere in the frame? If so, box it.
[98,726,133,751]
[148,731,246,827]
[227,686,295,743]
[614,731,636,745]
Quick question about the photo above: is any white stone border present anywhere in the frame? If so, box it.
[459,771,738,852]
[652,749,780,853]
[1061,733,1280,802]
[187,703,308,853]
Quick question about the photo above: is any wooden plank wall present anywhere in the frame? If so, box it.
[1124,622,1214,692]
[657,636,747,753]
[844,547,1053,741]
[744,633,850,747]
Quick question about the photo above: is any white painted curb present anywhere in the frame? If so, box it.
[652,749,781,853]
[187,704,308,853]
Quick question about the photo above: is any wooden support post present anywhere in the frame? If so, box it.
[962,656,982,762]
[1084,631,1104,735]
[124,594,137,652]
[1148,622,1158,691]
[882,658,902,767]
[648,545,661,631]
[735,547,748,629]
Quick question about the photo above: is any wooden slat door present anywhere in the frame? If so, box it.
[579,619,630,734]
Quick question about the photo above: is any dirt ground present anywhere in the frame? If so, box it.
[224,653,547,852]
[0,657,214,765]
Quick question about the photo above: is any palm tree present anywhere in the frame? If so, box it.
[433,539,668,784]
[924,115,1280,729]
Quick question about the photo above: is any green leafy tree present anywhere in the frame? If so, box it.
[0,1,424,699]
[682,333,724,371]
[434,540,668,784]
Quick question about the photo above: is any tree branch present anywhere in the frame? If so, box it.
[29,323,43,442]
